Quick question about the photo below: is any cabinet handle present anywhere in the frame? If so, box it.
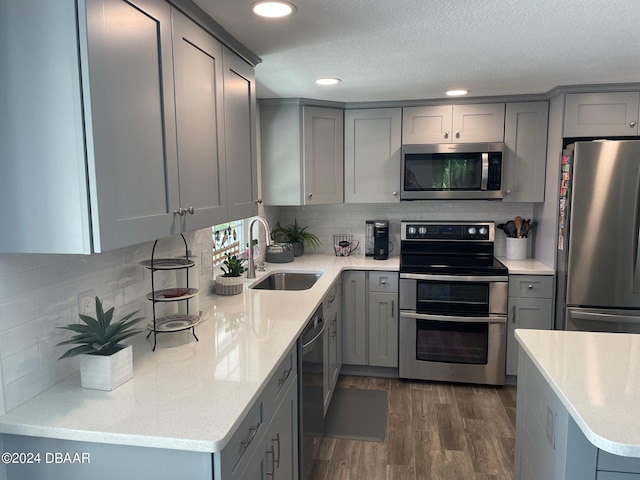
[380,278,387,285]
[173,207,185,216]
[266,445,276,477]
[528,284,534,289]
[391,300,395,318]
[307,193,313,199]
[277,367,291,388]
[512,305,516,324]
[455,131,460,138]
[241,422,261,450]
[631,121,637,128]
[272,432,281,468]
[186,206,195,215]
[392,191,398,197]
[504,189,512,195]
[444,131,449,139]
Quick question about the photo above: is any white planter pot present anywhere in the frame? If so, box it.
[79,344,133,391]
[215,274,244,295]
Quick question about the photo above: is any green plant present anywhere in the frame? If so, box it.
[272,219,321,250]
[221,253,247,277]
[57,297,144,359]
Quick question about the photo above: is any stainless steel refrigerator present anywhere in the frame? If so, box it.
[557,140,640,332]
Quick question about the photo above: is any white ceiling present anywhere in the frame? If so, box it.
[194,0,640,103]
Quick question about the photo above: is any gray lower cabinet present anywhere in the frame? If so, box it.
[0,0,255,254]
[344,108,402,203]
[260,102,344,206]
[506,275,554,376]
[502,102,549,202]
[516,349,640,480]
[342,271,398,368]
[564,92,640,137]
[323,279,342,415]
[341,271,367,365]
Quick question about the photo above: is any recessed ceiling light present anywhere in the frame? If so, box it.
[315,77,341,86]
[446,89,469,97]
[252,1,296,18]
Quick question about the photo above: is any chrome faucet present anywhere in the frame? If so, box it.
[247,216,272,279]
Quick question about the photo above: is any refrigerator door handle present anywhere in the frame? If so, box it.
[570,310,640,324]
[634,166,640,294]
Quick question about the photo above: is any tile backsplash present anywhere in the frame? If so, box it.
[0,228,214,415]
[266,201,536,258]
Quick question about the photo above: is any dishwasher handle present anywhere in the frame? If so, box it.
[302,315,325,354]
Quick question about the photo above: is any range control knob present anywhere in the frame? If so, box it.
[419,227,427,235]
[468,227,477,235]
[408,226,417,236]
[479,227,488,236]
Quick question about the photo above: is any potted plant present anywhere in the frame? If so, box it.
[214,253,247,295]
[271,219,321,256]
[57,297,144,391]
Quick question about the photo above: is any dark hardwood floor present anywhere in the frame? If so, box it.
[310,375,517,480]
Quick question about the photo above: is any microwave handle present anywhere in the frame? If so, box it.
[481,153,489,191]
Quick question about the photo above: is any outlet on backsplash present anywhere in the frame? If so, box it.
[78,290,96,315]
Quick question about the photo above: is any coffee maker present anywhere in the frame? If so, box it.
[373,220,390,260]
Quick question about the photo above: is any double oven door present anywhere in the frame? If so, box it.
[399,273,508,385]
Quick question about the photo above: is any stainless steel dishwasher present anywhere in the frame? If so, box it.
[299,305,324,480]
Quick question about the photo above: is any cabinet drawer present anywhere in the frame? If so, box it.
[509,275,553,298]
[369,271,398,293]
[598,451,640,475]
[264,345,297,421]
[219,395,265,478]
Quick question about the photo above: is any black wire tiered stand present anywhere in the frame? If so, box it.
[141,234,200,351]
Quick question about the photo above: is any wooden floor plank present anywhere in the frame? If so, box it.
[313,375,515,480]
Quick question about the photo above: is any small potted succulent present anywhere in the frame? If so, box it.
[271,219,321,256]
[57,296,144,391]
[214,253,247,295]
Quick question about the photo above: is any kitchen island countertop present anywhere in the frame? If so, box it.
[516,328,640,457]
[0,254,398,453]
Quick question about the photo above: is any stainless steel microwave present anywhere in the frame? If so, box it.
[401,143,504,200]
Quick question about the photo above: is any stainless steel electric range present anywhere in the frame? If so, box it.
[398,221,508,385]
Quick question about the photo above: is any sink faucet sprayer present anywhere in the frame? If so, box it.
[247,216,272,279]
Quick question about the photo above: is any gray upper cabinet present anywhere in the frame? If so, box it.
[564,92,640,137]
[261,103,344,205]
[402,104,505,144]
[0,0,256,254]
[172,9,228,231]
[344,108,402,203]
[223,47,258,221]
[502,102,549,203]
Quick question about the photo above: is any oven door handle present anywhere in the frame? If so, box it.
[400,311,507,324]
[400,273,508,283]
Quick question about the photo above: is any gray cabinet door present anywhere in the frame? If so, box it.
[506,297,553,376]
[402,105,453,144]
[223,47,258,221]
[503,102,549,203]
[564,92,640,137]
[341,271,367,365]
[368,291,398,368]
[344,108,402,203]
[172,9,228,231]
[86,0,181,251]
[452,103,505,143]
[303,106,344,204]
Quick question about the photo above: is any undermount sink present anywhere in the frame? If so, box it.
[250,271,322,291]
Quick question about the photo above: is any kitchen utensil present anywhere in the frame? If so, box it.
[333,234,359,256]
[519,220,529,238]
[497,223,506,233]
[505,221,517,238]
[514,216,523,237]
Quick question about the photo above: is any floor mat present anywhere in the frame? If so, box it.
[323,388,387,442]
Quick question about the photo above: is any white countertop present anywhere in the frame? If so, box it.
[497,257,554,275]
[516,328,640,457]
[0,254,399,454]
